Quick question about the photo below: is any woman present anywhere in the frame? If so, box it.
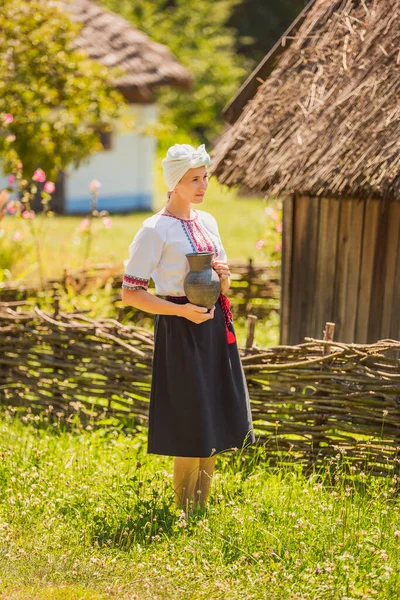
[121,143,255,512]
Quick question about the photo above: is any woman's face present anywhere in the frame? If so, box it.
[174,166,209,204]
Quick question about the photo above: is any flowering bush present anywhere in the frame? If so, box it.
[0,0,123,182]
[0,112,59,283]
[1,111,113,283]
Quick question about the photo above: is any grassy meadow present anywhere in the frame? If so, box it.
[0,411,400,599]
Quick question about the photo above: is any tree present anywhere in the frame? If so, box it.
[101,0,246,147]
[0,0,125,181]
[229,0,309,66]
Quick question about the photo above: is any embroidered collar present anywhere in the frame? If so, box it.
[157,209,199,222]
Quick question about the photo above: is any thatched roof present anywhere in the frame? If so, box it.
[223,0,315,125]
[57,0,192,100]
[211,0,400,200]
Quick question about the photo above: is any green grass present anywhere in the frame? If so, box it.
[0,410,400,599]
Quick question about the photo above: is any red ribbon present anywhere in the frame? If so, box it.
[218,293,236,344]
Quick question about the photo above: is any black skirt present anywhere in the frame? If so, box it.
[147,296,255,458]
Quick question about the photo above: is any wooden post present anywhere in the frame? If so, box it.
[245,258,254,315]
[62,267,69,294]
[323,321,335,355]
[53,290,61,318]
[245,314,258,351]
[280,195,294,344]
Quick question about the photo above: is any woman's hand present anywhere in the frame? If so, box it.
[212,260,231,293]
[177,303,215,324]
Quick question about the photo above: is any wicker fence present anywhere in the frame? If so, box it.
[1,301,400,475]
[0,259,280,320]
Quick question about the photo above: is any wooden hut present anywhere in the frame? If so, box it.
[211,0,400,345]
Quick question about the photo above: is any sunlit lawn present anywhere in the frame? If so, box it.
[0,412,399,599]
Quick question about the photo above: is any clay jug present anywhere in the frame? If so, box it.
[184,251,221,309]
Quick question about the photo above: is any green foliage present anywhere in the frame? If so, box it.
[101,0,247,147]
[0,412,400,598]
[230,0,308,65]
[0,0,125,181]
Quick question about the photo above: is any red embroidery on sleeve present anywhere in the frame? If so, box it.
[122,274,149,290]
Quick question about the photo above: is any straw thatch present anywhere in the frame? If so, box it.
[57,0,192,97]
[211,0,400,200]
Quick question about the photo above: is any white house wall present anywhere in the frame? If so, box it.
[65,103,158,214]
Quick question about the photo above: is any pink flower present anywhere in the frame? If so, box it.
[255,239,265,250]
[7,202,16,214]
[8,174,15,185]
[44,181,56,194]
[32,169,46,183]
[276,223,283,233]
[22,210,35,219]
[6,134,16,142]
[102,217,112,229]
[395,531,400,537]
[12,231,23,242]
[80,218,90,231]
[89,179,102,192]
[275,241,282,253]
[3,113,13,125]
[265,206,279,221]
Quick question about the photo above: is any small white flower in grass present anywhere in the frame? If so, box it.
[89,179,102,192]
[265,206,279,220]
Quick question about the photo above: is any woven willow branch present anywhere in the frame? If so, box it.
[1,301,400,475]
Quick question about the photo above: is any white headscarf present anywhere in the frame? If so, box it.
[162,143,211,192]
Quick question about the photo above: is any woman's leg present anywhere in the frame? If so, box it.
[173,457,200,511]
[193,456,217,509]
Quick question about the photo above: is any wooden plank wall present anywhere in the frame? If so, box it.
[281,195,400,344]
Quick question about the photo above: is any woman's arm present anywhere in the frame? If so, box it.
[121,288,215,324]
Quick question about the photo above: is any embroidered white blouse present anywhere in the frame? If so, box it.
[122,209,227,296]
